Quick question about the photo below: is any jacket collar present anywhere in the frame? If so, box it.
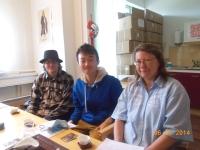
[81,67,108,85]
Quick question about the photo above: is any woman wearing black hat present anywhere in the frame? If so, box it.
[26,50,74,120]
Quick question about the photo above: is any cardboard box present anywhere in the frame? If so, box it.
[124,29,144,41]
[117,53,134,66]
[184,21,200,42]
[118,12,131,19]
[116,40,142,54]
[131,7,144,19]
[144,32,162,43]
[151,43,162,49]
[117,65,135,75]
[145,9,163,24]
[145,20,162,34]
[116,29,144,42]
[118,15,145,31]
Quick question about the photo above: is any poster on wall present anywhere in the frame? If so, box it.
[184,21,200,42]
[39,8,51,41]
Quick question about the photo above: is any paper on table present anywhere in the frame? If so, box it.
[96,138,144,150]
[38,120,77,138]
[37,121,61,138]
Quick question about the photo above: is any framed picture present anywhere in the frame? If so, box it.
[39,8,50,41]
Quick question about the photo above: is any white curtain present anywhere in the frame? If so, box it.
[0,0,34,73]
[0,4,16,72]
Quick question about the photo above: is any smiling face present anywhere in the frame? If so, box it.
[78,53,98,76]
[44,59,59,77]
[135,51,160,82]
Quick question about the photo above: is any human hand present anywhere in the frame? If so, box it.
[68,120,74,124]
[95,117,113,131]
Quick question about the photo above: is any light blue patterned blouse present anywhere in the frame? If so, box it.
[112,76,193,147]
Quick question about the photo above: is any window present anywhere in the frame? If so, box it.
[0,0,34,73]
[0,1,36,89]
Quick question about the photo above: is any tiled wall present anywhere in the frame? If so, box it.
[169,43,200,67]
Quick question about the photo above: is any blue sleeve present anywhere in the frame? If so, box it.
[70,83,83,124]
[109,77,123,116]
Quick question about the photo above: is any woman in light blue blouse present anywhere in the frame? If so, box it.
[112,43,193,149]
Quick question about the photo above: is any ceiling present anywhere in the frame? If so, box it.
[145,0,200,17]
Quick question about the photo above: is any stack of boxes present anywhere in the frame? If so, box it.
[144,9,163,48]
[116,7,145,75]
[116,8,163,76]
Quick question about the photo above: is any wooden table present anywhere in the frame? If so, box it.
[0,104,47,144]
[0,104,101,149]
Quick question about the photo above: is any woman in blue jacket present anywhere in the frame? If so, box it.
[69,43,122,140]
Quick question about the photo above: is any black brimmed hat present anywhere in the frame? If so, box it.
[40,50,63,63]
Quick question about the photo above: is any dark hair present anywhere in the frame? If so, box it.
[133,43,169,81]
[43,63,62,72]
[76,43,99,63]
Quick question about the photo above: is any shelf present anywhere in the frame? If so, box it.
[182,41,200,46]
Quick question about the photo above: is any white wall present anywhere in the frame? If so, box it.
[30,0,65,73]
[144,0,200,58]
[62,0,94,79]
[61,0,76,77]
[61,0,85,79]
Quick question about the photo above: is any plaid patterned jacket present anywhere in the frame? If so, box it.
[27,69,74,119]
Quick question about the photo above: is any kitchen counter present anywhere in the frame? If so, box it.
[167,68,200,73]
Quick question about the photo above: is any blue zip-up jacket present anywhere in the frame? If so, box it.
[70,67,123,125]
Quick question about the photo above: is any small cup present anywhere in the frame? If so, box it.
[78,134,92,149]
[24,119,35,128]
[10,107,20,114]
[23,119,35,137]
